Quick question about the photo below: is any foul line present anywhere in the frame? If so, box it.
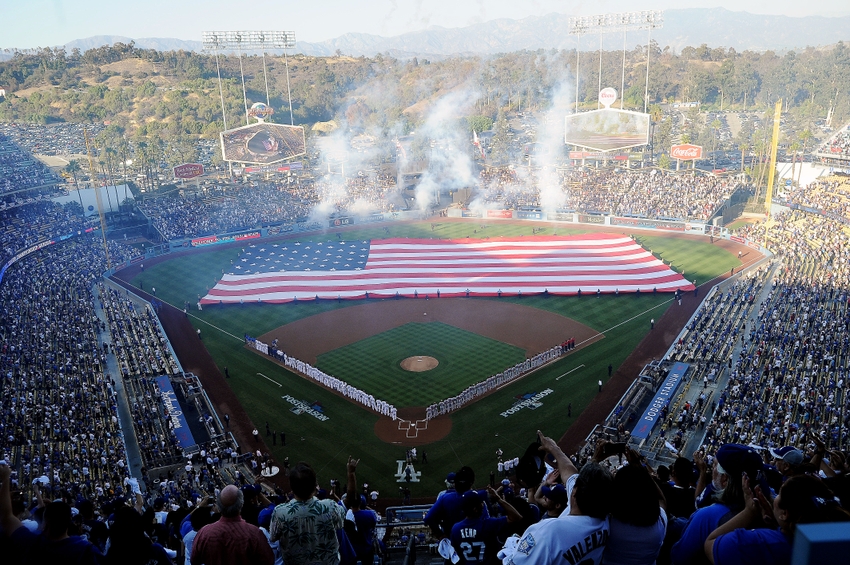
[577,298,674,348]
[256,372,282,387]
[556,364,585,381]
[188,312,244,342]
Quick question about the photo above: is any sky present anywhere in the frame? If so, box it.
[1,0,849,49]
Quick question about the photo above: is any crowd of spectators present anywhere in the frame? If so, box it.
[0,122,106,157]
[137,183,315,241]
[0,221,282,563]
[0,200,95,265]
[478,167,733,221]
[783,177,850,224]
[818,121,850,158]
[137,172,401,242]
[637,267,773,455]
[0,133,61,195]
[310,172,399,215]
[699,209,850,453]
[0,235,135,505]
[138,167,733,245]
[98,284,184,468]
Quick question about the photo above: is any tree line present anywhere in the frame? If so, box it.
[1,39,848,190]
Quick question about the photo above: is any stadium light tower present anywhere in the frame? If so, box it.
[568,11,663,113]
[202,31,297,127]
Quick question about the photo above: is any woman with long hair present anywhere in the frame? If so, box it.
[601,447,668,565]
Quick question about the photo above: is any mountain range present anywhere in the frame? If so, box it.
[5,8,850,60]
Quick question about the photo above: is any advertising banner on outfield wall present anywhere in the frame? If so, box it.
[516,210,544,220]
[486,209,513,219]
[610,217,686,231]
[577,214,606,224]
[632,362,690,440]
[190,230,261,247]
[330,217,354,227]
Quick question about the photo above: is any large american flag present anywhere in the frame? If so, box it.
[201,233,695,304]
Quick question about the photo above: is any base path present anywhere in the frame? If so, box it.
[258,298,599,365]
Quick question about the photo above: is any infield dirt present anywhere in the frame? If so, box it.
[257,298,600,364]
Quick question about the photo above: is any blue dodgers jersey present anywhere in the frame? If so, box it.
[450,515,508,565]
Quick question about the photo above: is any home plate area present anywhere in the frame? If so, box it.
[398,418,428,438]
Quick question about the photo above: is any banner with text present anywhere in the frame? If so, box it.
[190,230,261,247]
[631,362,690,440]
[154,376,196,449]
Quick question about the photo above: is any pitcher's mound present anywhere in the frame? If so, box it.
[400,356,439,372]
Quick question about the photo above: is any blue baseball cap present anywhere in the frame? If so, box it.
[716,443,764,478]
[540,484,568,506]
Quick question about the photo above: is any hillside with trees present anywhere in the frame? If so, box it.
[0,40,847,182]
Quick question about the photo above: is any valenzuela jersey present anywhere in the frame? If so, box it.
[450,515,508,565]
[507,515,610,565]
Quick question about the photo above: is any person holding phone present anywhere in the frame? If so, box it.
[506,431,613,565]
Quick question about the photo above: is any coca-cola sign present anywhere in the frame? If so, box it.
[670,144,703,160]
[173,163,204,179]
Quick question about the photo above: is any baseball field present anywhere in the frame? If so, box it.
[123,220,741,495]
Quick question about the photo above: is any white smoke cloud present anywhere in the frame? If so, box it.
[531,55,574,213]
[410,88,480,211]
[303,53,577,222]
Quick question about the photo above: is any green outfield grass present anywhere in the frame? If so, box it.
[134,221,740,494]
[724,219,755,231]
[317,322,526,407]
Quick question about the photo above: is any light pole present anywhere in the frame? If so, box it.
[202,31,297,126]
[568,11,663,112]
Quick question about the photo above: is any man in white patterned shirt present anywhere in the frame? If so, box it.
[270,459,348,565]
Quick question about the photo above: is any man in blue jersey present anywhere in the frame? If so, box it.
[451,488,521,565]
[425,466,489,538]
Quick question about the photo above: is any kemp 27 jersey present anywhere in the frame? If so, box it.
[450,515,508,565]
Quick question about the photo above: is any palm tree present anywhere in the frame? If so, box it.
[797,129,813,187]
[118,137,131,200]
[710,119,722,169]
[738,142,749,176]
[98,161,114,212]
[788,141,801,189]
[65,160,84,216]
[105,147,122,209]
[753,138,768,200]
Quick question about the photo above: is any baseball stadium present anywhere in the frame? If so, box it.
[2,7,850,564]
[112,218,747,498]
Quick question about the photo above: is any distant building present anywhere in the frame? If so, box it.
[0,87,6,98]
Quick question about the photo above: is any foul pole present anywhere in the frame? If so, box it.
[764,99,782,218]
